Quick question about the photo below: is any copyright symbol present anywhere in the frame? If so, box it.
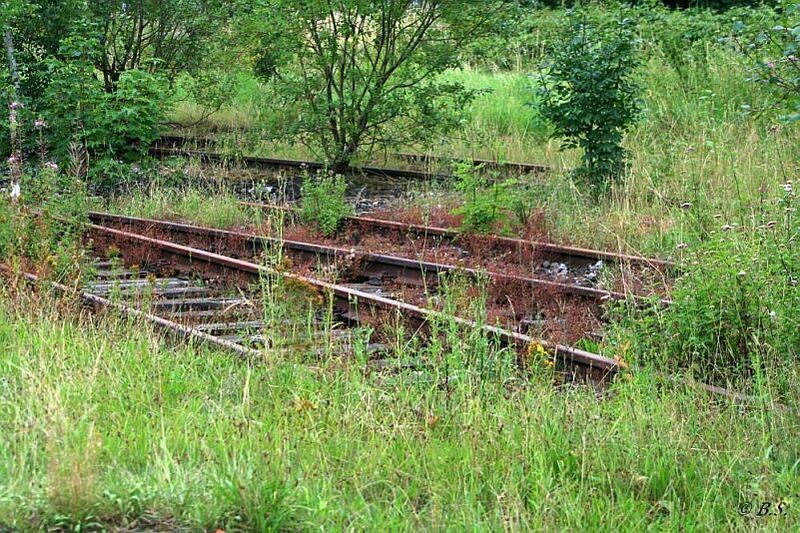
[739,501,752,516]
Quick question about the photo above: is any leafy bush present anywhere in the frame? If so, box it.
[538,12,642,189]
[299,173,353,237]
[613,182,800,389]
[734,1,800,122]
[42,35,166,190]
[454,163,514,234]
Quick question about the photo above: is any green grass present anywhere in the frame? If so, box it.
[169,38,800,257]
[0,290,798,530]
[107,185,259,229]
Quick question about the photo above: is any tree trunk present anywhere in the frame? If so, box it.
[4,29,22,202]
[3,29,21,93]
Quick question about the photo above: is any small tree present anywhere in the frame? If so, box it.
[256,0,509,172]
[538,13,641,190]
[8,0,233,95]
[733,2,800,123]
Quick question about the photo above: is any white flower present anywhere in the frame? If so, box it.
[10,182,20,200]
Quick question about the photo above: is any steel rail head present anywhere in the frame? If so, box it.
[239,201,678,272]
[88,211,662,306]
[86,221,622,375]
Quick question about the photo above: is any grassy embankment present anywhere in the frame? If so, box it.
[0,290,798,530]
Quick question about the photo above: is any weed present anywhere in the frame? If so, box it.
[298,172,353,237]
[453,162,512,234]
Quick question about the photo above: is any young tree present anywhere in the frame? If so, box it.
[256,0,510,172]
[10,0,233,95]
[538,13,642,190]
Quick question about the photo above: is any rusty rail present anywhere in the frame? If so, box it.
[156,134,550,175]
[241,201,677,272]
[87,221,621,381]
[149,146,453,181]
[89,211,656,305]
[3,267,260,358]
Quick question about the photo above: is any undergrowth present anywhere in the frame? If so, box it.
[0,289,797,530]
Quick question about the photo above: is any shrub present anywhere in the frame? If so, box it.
[298,172,353,237]
[734,1,800,122]
[612,181,800,390]
[538,12,642,189]
[453,162,515,234]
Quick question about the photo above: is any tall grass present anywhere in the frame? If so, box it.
[108,185,258,229]
[0,290,797,530]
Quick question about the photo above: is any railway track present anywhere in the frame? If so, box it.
[90,211,663,348]
[241,202,677,272]
[0,214,761,404]
[156,134,549,176]
[85,219,620,384]
[149,146,454,181]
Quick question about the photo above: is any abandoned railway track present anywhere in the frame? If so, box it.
[240,201,677,272]
[155,134,550,176]
[85,219,620,384]
[90,211,670,348]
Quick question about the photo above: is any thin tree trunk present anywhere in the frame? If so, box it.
[4,29,20,93]
[4,28,22,202]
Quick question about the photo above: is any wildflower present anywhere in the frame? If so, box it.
[44,161,58,171]
[680,202,692,209]
[10,182,20,200]
[34,118,47,129]
[769,311,777,321]
[766,61,776,70]
[9,101,23,110]
[8,155,19,166]
[782,182,794,195]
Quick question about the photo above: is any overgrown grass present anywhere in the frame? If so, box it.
[170,34,799,257]
[107,185,258,229]
[0,290,798,530]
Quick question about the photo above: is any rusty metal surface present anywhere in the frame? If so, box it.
[12,268,261,359]
[89,211,647,305]
[155,134,550,175]
[149,146,452,181]
[87,221,621,380]
[241,201,677,272]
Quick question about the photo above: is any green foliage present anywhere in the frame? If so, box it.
[539,12,642,189]
[613,184,800,389]
[5,0,232,97]
[1,295,799,529]
[734,1,800,122]
[454,163,513,234]
[0,162,88,283]
[299,173,353,237]
[40,33,167,190]
[254,0,510,169]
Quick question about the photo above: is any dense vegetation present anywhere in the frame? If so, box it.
[2,0,799,529]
